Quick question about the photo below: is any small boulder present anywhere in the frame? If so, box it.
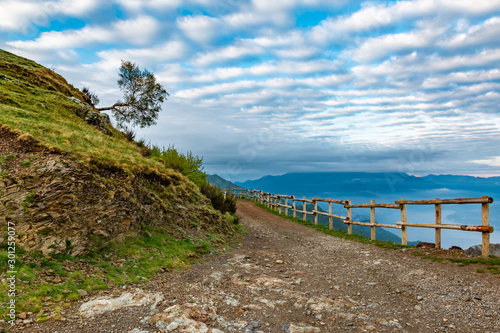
[465,244,500,257]
[416,242,435,248]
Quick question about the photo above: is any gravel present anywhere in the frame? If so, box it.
[8,200,500,332]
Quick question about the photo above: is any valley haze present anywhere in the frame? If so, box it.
[236,172,500,249]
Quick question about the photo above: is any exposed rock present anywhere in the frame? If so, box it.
[416,242,435,248]
[67,96,111,135]
[465,244,500,257]
[148,304,213,332]
[0,125,232,256]
[79,290,164,318]
[77,289,88,297]
[285,324,321,333]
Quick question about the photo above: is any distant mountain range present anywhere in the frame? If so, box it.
[233,172,500,247]
[207,174,242,190]
[236,172,500,199]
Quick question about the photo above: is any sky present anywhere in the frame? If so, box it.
[1,0,500,182]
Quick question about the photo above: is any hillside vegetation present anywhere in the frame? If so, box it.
[0,49,241,323]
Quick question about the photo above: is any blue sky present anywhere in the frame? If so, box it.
[1,0,500,181]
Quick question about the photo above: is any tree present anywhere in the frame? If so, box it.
[97,61,169,128]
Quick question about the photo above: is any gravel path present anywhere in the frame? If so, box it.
[13,200,500,332]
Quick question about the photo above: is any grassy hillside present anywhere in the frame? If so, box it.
[0,49,179,179]
[0,49,242,324]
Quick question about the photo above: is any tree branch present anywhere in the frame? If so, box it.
[96,103,130,114]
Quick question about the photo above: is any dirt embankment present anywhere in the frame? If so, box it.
[10,200,500,332]
[0,126,230,256]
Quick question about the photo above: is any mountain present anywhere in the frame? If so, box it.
[236,172,443,197]
[236,172,499,247]
[236,172,500,199]
[207,174,242,190]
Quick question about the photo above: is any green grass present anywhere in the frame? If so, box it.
[412,251,500,273]
[0,227,235,322]
[0,49,183,181]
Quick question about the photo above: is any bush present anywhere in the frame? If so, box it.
[139,146,152,157]
[152,145,207,186]
[200,183,236,214]
[123,127,136,142]
[81,87,100,107]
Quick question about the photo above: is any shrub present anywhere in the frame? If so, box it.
[200,183,236,214]
[81,87,100,107]
[151,144,206,186]
[122,127,136,142]
[139,146,152,157]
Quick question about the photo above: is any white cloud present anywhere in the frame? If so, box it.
[177,15,222,44]
[191,39,265,67]
[115,0,182,11]
[440,16,500,49]
[96,40,187,69]
[351,48,500,80]
[0,0,100,32]
[351,24,444,62]
[422,69,500,89]
[6,15,160,50]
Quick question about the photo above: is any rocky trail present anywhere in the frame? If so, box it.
[12,201,500,332]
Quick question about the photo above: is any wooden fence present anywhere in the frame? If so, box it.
[227,188,494,258]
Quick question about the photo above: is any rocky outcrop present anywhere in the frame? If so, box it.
[67,96,112,135]
[0,126,230,256]
[465,244,500,257]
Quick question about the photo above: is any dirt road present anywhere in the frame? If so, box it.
[14,200,500,332]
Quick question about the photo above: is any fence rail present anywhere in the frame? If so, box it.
[227,188,495,258]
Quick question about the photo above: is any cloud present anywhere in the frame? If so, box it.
[2,0,500,180]
[96,40,188,69]
[6,15,160,50]
[440,16,500,49]
[0,0,101,33]
[190,39,265,67]
[351,24,444,62]
[177,15,223,44]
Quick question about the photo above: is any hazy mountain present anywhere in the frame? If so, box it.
[236,172,499,199]
[236,172,499,248]
[207,174,242,190]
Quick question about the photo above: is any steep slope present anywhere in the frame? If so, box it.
[0,49,238,256]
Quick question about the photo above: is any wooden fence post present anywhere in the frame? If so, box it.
[482,196,490,258]
[347,200,352,234]
[435,199,441,250]
[278,196,282,214]
[329,201,333,230]
[370,199,376,240]
[303,197,307,221]
[292,197,296,218]
[314,199,318,225]
[285,197,288,216]
[400,200,407,245]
